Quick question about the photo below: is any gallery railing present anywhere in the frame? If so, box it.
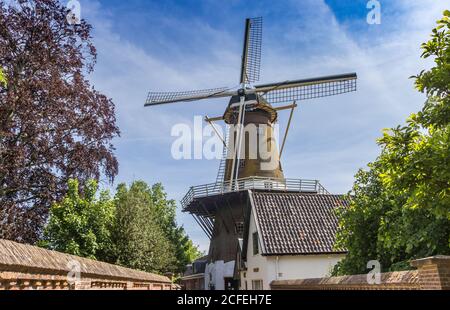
[181,177,329,210]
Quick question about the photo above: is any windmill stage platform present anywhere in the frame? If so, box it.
[181,176,329,238]
[182,176,328,211]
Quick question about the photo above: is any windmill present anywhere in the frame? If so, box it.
[145,17,357,290]
[145,17,357,190]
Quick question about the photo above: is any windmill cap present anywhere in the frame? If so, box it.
[223,94,277,124]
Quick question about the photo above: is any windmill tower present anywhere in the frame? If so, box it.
[145,17,357,290]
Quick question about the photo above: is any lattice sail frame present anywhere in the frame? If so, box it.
[145,87,231,106]
[240,17,263,85]
[255,73,357,104]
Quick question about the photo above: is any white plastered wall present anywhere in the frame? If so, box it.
[205,260,235,290]
[241,208,345,290]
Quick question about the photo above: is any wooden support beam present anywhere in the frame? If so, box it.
[274,103,298,111]
[205,115,227,147]
[192,215,212,239]
[199,201,215,232]
[279,102,297,159]
[205,116,223,122]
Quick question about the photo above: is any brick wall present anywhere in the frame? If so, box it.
[410,256,450,290]
[271,256,450,290]
[180,275,205,290]
[0,239,176,290]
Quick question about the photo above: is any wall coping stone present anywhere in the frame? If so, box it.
[0,239,171,284]
[410,255,450,268]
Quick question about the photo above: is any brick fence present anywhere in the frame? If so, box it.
[0,239,177,290]
[271,256,450,290]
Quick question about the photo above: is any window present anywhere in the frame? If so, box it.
[239,159,246,169]
[224,277,236,290]
[252,280,263,290]
[252,232,259,255]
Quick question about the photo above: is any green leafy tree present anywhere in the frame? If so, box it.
[40,179,114,260]
[40,179,201,273]
[333,11,450,275]
[150,183,202,272]
[0,68,6,86]
[110,181,177,273]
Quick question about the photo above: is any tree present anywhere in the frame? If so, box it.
[40,179,114,260]
[111,181,176,273]
[333,11,450,275]
[149,183,202,272]
[0,0,119,243]
[39,179,201,273]
[0,68,6,86]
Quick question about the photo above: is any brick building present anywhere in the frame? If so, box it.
[180,256,208,290]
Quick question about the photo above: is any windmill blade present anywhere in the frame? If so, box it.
[145,87,236,106]
[240,17,263,85]
[254,73,357,104]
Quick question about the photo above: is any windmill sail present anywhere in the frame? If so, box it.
[240,17,263,85]
[254,73,357,104]
[145,87,235,106]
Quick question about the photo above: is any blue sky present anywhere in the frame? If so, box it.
[78,0,448,252]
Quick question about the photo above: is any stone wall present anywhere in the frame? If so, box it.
[271,256,450,290]
[0,239,176,290]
